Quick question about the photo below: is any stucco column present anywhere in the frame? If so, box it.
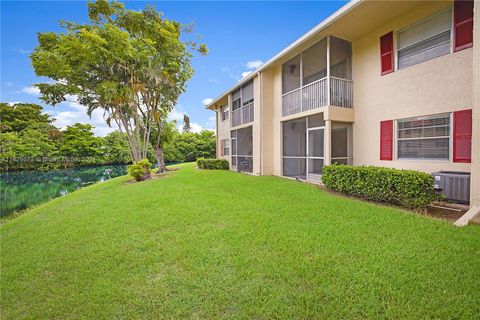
[325,119,332,166]
[253,76,262,175]
[455,2,480,226]
[216,111,220,158]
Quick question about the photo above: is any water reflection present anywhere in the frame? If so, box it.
[0,165,127,217]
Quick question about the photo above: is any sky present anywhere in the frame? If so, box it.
[1,0,346,136]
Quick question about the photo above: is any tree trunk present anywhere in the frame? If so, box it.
[155,144,167,173]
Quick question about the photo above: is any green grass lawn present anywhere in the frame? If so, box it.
[2,163,479,319]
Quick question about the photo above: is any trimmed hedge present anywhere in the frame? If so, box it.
[322,165,436,208]
[197,158,229,170]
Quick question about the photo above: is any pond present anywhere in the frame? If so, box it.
[0,164,127,218]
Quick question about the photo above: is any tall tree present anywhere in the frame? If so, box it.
[31,0,206,180]
[149,120,177,171]
[182,114,191,133]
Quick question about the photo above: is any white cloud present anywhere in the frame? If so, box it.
[246,60,263,69]
[168,106,215,134]
[207,116,216,127]
[220,66,231,72]
[241,71,252,79]
[208,78,219,84]
[191,123,206,133]
[168,107,185,122]
[50,98,116,137]
[5,82,13,87]
[21,86,40,95]
[202,98,213,106]
[178,122,214,134]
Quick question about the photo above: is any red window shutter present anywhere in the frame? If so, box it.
[380,31,394,75]
[380,120,393,160]
[453,109,472,163]
[454,0,474,52]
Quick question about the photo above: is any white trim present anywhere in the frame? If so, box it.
[396,6,453,70]
[394,112,452,161]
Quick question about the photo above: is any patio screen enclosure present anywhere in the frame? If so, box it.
[282,114,352,181]
[231,126,253,173]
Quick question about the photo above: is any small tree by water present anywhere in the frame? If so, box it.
[31,0,207,179]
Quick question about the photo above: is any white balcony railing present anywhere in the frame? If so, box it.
[330,77,353,109]
[282,77,353,117]
[232,102,254,127]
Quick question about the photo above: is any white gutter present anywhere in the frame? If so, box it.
[206,0,363,109]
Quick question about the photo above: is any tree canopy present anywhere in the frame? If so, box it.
[31,0,207,178]
[0,103,216,171]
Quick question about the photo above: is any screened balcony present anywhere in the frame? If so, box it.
[231,80,254,127]
[282,36,353,117]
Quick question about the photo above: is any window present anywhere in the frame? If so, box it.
[242,80,254,106]
[221,139,230,156]
[232,88,241,110]
[220,105,229,121]
[397,8,452,70]
[397,114,450,160]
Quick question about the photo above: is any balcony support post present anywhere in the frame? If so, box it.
[327,35,331,107]
[300,52,304,112]
[325,119,332,166]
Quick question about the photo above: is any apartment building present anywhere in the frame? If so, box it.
[208,0,479,223]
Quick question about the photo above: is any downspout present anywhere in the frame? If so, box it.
[257,71,262,175]
[455,2,480,226]
[215,106,219,159]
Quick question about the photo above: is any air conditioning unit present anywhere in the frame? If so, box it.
[432,171,471,204]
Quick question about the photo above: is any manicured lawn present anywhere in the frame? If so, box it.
[1,163,479,319]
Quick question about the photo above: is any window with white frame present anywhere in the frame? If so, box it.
[220,105,229,121]
[397,113,450,160]
[397,7,452,70]
[221,139,230,156]
[232,88,241,111]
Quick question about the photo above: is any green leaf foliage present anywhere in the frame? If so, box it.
[321,165,436,208]
[30,0,207,164]
[127,159,152,181]
[196,158,229,170]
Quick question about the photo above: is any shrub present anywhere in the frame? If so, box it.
[197,158,229,170]
[127,159,152,181]
[322,165,436,208]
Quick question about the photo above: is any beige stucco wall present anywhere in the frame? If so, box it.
[271,65,284,177]
[216,96,231,163]
[252,75,262,175]
[351,1,473,174]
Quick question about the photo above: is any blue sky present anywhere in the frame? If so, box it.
[1,0,346,136]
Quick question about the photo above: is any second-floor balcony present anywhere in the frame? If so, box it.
[282,35,353,117]
[282,76,353,116]
[232,101,254,127]
[231,80,255,127]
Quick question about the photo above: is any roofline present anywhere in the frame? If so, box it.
[206,0,363,109]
